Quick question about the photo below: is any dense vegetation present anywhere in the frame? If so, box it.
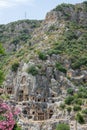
[56,123,70,130]
[0,100,21,130]
[27,65,38,76]
[38,52,47,60]
[56,62,67,73]
[0,44,5,85]
[47,21,87,70]
[11,62,19,72]
[0,20,42,51]
[59,87,87,124]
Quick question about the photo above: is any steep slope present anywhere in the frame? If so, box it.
[0,1,87,130]
[31,1,87,70]
[0,20,42,52]
[1,2,87,71]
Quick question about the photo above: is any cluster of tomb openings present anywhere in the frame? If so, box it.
[22,107,53,120]
[31,92,47,102]
[32,96,46,102]
[37,110,53,120]
[38,113,44,120]
[7,87,12,94]
[36,98,46,102]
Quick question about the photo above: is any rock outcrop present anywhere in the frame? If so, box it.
[0,1,87,130]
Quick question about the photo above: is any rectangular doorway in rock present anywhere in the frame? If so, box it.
[43,98,46,102]
[24,95,29,101]
[18,90,23,101]
[7,87,13,94]
[38,113,44,120]
[49,110,53,118]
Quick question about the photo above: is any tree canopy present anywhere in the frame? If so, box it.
[0,44,5,85]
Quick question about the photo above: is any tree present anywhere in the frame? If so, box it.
[38,52,47,60]
[0,44,5,54]
[76,113,85,124]
[28,65,38,75]
[11,62,19,72]
[0,99,20,130]
[56,123,70,130]
[65,96,74,105]
[0,70,4,85]
[67,107,72,114]
[67,88,74,95]
[0,44,5,85]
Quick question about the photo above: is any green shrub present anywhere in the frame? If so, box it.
[28,65,38,75]
[76,113,85,124]
[11,38,19,46]
[83,1,87,4]
[1,94,10,100]
[38,52,47,60]
[18,34,30,42]
[48,25,56,31]
[0,43,5,54]
[56,62,67,73]
[76,92,83,98]
[71,57,87,69]
[47,49,61,56]
[60,103,65,110]
[67,88,74,95]
[65,96,74,105]
[11,62,19,72]
[0,44,5,85]
[0,70,4,85]
[82,109,87,115]
[13,124,21,130]
[37,64,42,69]
[77,87,87,98]
[83,1,87,11]
[54,3,74,12]
[79,87,86,92]
[0,115,7,121]
[74,99,83,105]
[56,123,70,130]
[67,107,72,114]
[73,105,81,111]
[65,31,77,40]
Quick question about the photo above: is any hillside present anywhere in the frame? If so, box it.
[0,20,42,52]
[0,1,87,130]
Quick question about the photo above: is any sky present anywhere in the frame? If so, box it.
[0,0,84,24]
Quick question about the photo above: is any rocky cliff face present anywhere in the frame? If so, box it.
[43,2,87,25]
[4,53,87,130]
[0,1,87,130]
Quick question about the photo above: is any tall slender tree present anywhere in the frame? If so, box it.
[0,44,5,85]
